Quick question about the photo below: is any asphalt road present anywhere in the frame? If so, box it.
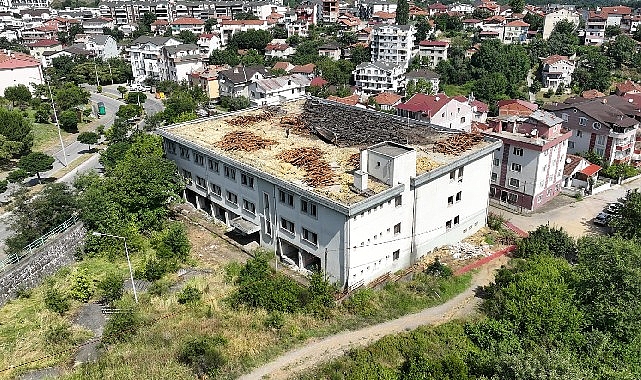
[492,177,641,237]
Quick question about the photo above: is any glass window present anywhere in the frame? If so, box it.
[242,199,255,214]
[302,228,318,245]
[241,173,254,188]
[509,178,520,188]
[224,166,236,180]
[394,223,401,234]
[226,191,237,205]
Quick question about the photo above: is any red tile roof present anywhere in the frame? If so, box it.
[616,80,641,94]
[221,19,266,26]
[151,19,169,26]
[581,89,606,99]
[266,43,290,51]
[602,6,631,15]
[328,94,359,106]
[396,93,451,114]
[310,77,328,86]
[580,163,602,177]
[542,54,570,65]
[454,96,489,113]
[497,99,538,111]
[292,63,315,74]
[463,18,481,23]
[171,17,205,25]
[272,61,293,71]
[419,40,449,47]
[373,11,395,19]
[505,20,529,27]
[0,52,40,69]
[429,2,447,10]
[374,92,402,105]
[27,39,61,47]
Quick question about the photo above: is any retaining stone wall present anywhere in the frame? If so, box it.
[0,223,86,307]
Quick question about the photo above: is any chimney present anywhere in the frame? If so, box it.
[354,149,369,191]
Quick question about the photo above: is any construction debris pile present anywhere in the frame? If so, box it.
[303,99,443,147]
[216,131,276,152]
[226,106,281,128]
[277,147,335,187]
[279,115,310,135]
[348,153,360,169]
[433,132,485,155]
[449,242,490,260]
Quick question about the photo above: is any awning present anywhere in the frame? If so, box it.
[580,163,602,177]
[230,216,260,235]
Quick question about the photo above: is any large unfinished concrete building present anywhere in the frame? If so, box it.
[157,98,500,289]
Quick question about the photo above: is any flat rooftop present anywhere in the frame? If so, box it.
[160,98,493,205]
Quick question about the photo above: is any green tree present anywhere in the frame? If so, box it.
[208,49,241,66]
[606,34,637,68]
[0,108,33,155]
[99,141,131,172]
[59,110,79,132]
[98,272,124,305]
[177,30,198,44]
[220,96,251,111]
[0,135,23,163]
[605,25,622,37]
[515,225,577,262]
[349,45,371,66]
[547,19,580,56]
[572,47,612,92]
[70,268,93,302]
[395,0,409,25]
[117,85,127,99]
[55,83,90,111]
[508,0,525,13]
[4,84,31,107]
[609,191,641,239]
[523,12,544,31]
[125,91,147,105]
[116,104,143,120]
[204,18,217,33]
[7,168,28,183]
[405,79,434,97]
[414,15,432,43]
[77,131,99,150]
[576,236,641,342]
[163,91,197,122]
[240,49,265,66]
[228,29,272,52]
[233,11,259,20]
[18,152,54,184]
[472,72,508,104]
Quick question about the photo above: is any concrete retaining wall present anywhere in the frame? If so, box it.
[0,223,86,307]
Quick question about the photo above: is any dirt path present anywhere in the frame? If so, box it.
[239,255,509,380]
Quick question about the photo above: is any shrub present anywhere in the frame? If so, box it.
[7,168,28,183]
[178,336,227,378]
[302,271,335,318]
[148,278,172,296]
[103,307,140,344]
[98,272,124,305]
[44,288,70,315]
[59,110,79,133]
[343,288,376,317]
[0,179,7,193]
[224,262,242,283]
[264,311,285,330]
[96,85,102,93]
[487,213,505,231]
[177,284,203,304]
[96,124,105,135]
[70,268,93,302]
[45,322,71,345]
[142,258,168,281]
[515,225,577,262]
[15,286,32,299]
[425,257,453,278]
[155,222,191,262]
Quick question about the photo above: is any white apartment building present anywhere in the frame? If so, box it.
[157,98,500,288]
[249,73,310,106]
[585,11,607,46]
[542,8,580,39]
[353,61,406,95]
[417,40,448,68]
[128,35,181,80]
[541,55,575,91]
[396,93,475,131]
[218,65,270,98]
[370,24,415,64]
[503,20,529,44]
[219,19,269,47]
[481,110,571,211]
[158,44,203,82]
[84,34,119,60]
[170,17,205,35]
[81,16,114,34]
[0,51,43,95]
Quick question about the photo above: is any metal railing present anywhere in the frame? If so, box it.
[0,214,80,272]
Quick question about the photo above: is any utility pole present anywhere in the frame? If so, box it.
[44,76,68,167]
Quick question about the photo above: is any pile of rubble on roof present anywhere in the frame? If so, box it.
[433,132,485,155]
[277,147,335,187]
[448,242,490,260]
[216,131,276,152]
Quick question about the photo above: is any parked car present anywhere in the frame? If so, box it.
[604,202,621,214]
[594,212,612,226]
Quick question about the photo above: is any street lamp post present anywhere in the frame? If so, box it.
[91,232,138,303]
[43,76,68,167]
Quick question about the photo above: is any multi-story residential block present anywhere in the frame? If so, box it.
[188,65,226,99]
[481,110,571,211]
[158,44,203,82]
[480,16,505,40]
[218,65,270,98]
[82,16,114,34]
[404,69,440,94]
[449,2,474,14]
[541,54,575,91]
[585,11,607,46]
[546,98,639,164]
[157,98,500,287]
[503,20,529,44]
[318,42,342,60]
[26,39,62,60]
[601,6,631,27]
[99,1,171,26]
[322,0,338,22]
[197,32,222,56]
[358,0,397,14]
[396,93,476,131]
[417,40,448,68]
[542,8,580,39]
[79,34,117,60]
[621,14,641,34]
[170,17,205,35]
[370,24,415,64]
[0,50,43,95]
[353,61,405,95]
[249,73,310,106]
[129,35,181,80]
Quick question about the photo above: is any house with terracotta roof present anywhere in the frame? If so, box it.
[0,51,43,96]
[27,39,62,59]
[372,92,402,111]
[428,2,447,16]
[395,93,476,131]
[480,15,506,40]
[498,99,538,117]
[272,61,295,73]
[265,43,295,59]
[188,65,227,99]
[581,89,606,99]
[318,42,342,60]
[601,6,631,27]
[586,11,607,45]
[615,80,641,96]
[82,17,114,35]
[541,55,575,91]
[562,154,603,191]
[503,20,529,44]
[480,110,571,211]
[151,19,170,35]
[171,17,205,35]
[198,33,222,56]
[372,11,396,24]
[327,94,363,107]
[291,63,316,79]
[417,40,448,68]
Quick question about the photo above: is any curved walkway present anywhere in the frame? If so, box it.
[239,255,509,380]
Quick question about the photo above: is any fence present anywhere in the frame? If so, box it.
[0,214,79,272]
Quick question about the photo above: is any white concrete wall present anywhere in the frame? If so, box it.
[0,65,42,96]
